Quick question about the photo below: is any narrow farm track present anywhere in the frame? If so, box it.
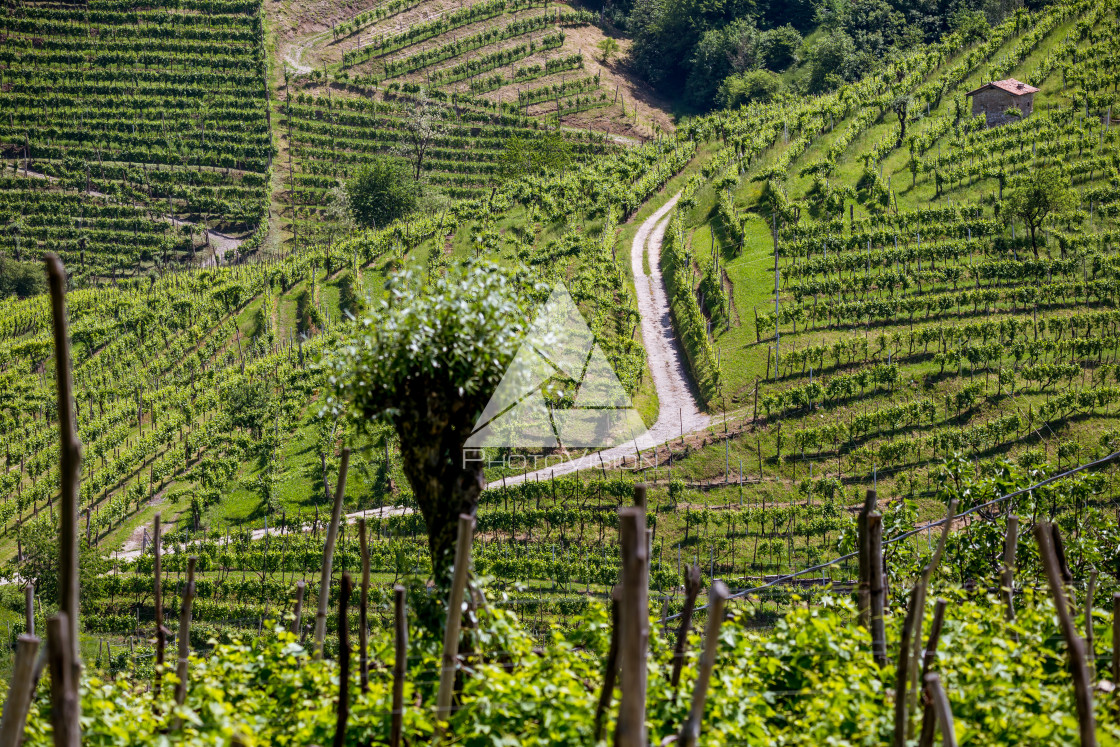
[105,195,699,554]
[111,504,415,561]
[496,192,709,487]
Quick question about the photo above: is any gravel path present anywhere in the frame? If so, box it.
[105,193,705,555]
[111,505,415,561]
[496,192,708,487]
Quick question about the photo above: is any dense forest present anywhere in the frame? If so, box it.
[589,0,1036,109]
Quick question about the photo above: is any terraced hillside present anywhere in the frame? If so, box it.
[268,0,662,255]
[0,0,272,279]
[0,0,1118,689]
[660,0,1120,506]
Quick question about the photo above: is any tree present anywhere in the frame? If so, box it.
[685,19,758,109]
[759,24,801,70]
[398,91,446,180]
[717,69,782,108]
[322,181,355,250]
[0,256,47,299]
[9,517,107,613]
[949,8,989,44]
[891,94,911,146]
[597,37,620,64]
[223,375,273,440]
[324,261,539,584]
[346,157,419,229]
[805,31,859,93]
[1004,170,1075,258]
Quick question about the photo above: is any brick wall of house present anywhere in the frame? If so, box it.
[970,88,1034,127]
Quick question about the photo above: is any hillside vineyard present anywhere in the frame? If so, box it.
[0,0,1119,743]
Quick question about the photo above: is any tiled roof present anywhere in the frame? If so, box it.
[965,78,1040,97]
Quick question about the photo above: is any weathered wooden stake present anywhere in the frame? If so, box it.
[1113,593,1120,685]
[1086,570,1098,680]
[924,673,957,747]
[593,588,621,742]
[892,583,922,747]
[434,514,475,741]
[677,581,729,747]
[292,580,306,636]
[616,506,649,747]
[1035,522,1097,747]
[391,584,407,747]
[359,518,371,693]
[174,557,198,717]
[906,499,956,728]
[0,635,41,747]
[47,614,79,747]
[1051,523,1077,616]
[1001,516,1019,640]
[671,565,703,692]
[46,255,81,717]
[334,573,353,747]
[857,490,877,628]
[24,584,34,638]
[314,448,351,659]
[916,599,948,747]
[154,512,165,706]
[868,512,887,668]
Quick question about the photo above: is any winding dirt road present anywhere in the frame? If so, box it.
[112,504,414,560]
[497,192,709,487]
[109,193,707,555]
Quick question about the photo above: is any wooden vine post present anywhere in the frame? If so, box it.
[0,635,41,747]
[616,503,649,747]
[1001,516,1019,639]
[892,586,921,747]
[47,613,79,747]
[593,587,621,742]
[314,448,351,659]
[334,573,353,747]
[24,584,34,638]
[1113,593,1120,686]
[358,518,371,692]
[922,673,957,747]
[434,514,475,742]
[907,499,957,729]
[174,556,198,721]
[857,490,876,628]
[916,600,948,747]
[292,580,306,636]
[1034,522,1097,747]
[154,512,166,705]
[670,565,703,694]
[391,584,407,747]
[868,511,887,668]
[677,581,729,747]
[47,254,82,731]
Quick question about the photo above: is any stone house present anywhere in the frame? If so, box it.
[965,78,1039,127]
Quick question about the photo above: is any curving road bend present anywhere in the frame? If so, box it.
[496,191,709,487]
[109,192,709,555]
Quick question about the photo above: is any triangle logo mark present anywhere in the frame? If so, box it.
[466,282,646,449]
